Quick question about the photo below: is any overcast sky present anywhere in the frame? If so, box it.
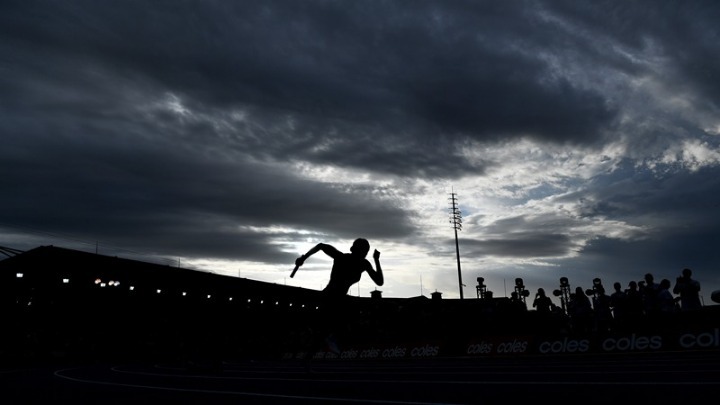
[2,0,720,304]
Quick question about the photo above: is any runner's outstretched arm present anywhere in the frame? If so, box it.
[293,243,341,275]
[366,249,384,286]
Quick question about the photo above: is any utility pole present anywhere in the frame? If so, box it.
[449,189,464,299]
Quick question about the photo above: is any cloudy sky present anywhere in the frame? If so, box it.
[2,0,720,304]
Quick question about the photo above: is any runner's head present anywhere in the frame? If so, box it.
[350,238,370,258]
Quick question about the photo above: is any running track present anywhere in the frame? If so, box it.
[3,351,719,404]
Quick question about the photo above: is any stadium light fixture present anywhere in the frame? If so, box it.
[449,189,464,299]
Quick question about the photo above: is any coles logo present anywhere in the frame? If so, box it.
[679,328,720,349]
[359,348,381,358]
[466,339,529,355]
[411,344,440,357]
[601,334,662,352]
[538,338,590,354]
[467,341,493,355]
[381,346,407,358]
[496,339,528,354]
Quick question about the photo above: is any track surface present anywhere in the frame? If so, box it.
[3,351,720,404]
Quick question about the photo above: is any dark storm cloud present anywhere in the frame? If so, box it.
[0,113,415,263]
[427,211,577,262]
[551,1,720,105]
[447,160,720,279]
[1,0,627,179]
[460,233,573,259]
[568,161,720,227]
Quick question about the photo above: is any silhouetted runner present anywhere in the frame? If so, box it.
[292,238,384,356]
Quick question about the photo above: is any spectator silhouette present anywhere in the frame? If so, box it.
[672,268,702,311]
[624,280,645,331]
[293,238,384,354]
[509,291,528,312]
[640,273,660,317]
[591,285,613,334]
[568,286,593,336]
[532,288,553,314]
[609,282,628,331]
[657,278,677,315]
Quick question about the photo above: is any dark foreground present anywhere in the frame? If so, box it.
[3,350,719,405]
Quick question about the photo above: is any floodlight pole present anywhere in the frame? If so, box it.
[449,190,464,299]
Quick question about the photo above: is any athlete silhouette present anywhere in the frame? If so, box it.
[292,238,384,356]
[293,238,384,295]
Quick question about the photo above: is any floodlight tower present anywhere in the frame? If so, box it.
[553,277,572,315]
[449,189,464,299]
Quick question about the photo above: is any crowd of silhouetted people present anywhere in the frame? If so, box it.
[502,268,706,336]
